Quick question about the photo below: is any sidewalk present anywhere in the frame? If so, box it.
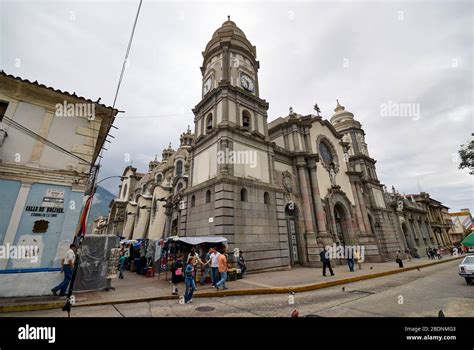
[0,255,463,313]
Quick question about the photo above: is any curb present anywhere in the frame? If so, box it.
[0,256,463,313]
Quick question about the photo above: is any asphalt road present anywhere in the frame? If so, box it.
[2,259,472,317]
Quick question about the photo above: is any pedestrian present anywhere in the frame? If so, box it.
[319,247,334,276]
[171,254,184,295]
[237,251,247,276]
[124,244,131,269]
[429,247,435,259]
[127,243,133,268]
[139,242,147,274]
[347,248,355,272]
[51,243,77,296]
[215,247,230,290]
[395,250,404,268]
[425,247,430,259]
[210,247,221,288]
[405,248,412,262]
[187,248,205,265]
[200,248,213,285]
[184,256,196,303]
[354,248,362,270]
[118,252,127,279]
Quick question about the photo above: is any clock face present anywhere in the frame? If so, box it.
[240,74,255,92]
[203,78,211,95]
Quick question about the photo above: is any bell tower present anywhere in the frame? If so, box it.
[185,18,289,272]
[330,101,403,259]
[191,16,272,186]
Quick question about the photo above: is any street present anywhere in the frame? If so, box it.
[2,259,472,317]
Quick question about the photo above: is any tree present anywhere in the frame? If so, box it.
[458,139,474,175]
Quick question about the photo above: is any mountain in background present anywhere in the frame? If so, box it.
[86,185,116,234]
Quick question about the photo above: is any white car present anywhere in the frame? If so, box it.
[458,255,474,285]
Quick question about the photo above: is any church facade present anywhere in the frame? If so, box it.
[108,19,450,271]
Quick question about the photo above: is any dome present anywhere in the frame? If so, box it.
[212,17,247,39]
[330,100,355,125]
[203,16,257,63]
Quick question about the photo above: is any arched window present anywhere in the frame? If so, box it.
[206,190,211,203]
[319,140,334,165]
[141,184,147,194]
[176,160,183,176]
[191,195,196,207]
[176,183,183,194]
[122,183,128,199]
[206,113,213,131]
[240,188,248,202]
[242,110,251,130]
[156,174,163,183]
[264,192,270,205]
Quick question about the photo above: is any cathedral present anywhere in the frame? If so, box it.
[108,18,428,271]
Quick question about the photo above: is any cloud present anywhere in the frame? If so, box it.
[1,0,472,211]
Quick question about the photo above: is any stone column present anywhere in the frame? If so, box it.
[350,180,367,234]
[307,157,328,236]
[222,46,230,82]
[355,182,372,234]
[297,160,315,235]
[297,159,317,263]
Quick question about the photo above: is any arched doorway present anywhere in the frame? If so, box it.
[285,202,300,264]
[334,203,350,245]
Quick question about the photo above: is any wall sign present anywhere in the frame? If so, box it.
[25,188,65,217]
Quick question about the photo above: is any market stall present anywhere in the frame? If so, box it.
[119,238,158,276]
[156,236,229,282]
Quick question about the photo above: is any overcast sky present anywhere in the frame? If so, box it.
[1,0,472,211]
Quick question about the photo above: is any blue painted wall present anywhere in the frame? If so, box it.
[0,179,21,245]
[6,183,82,269]
[51,190,83,266]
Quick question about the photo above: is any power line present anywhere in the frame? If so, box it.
[94,0,143,171]
[112,0,143,109]
[3,115,91,164]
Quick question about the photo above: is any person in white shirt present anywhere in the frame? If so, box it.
[187,248,204,265]
[51,243,77,296]
[210,247,221,287]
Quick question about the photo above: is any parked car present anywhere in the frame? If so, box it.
[458,255,474,285]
